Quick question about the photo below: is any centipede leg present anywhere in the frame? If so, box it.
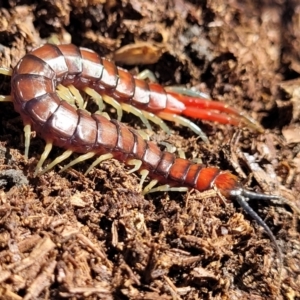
[140,111,170,135]
[34,142,53,176]
[135,69,157,82]
[83,87,105,113]
[0,67,13,102]
[127,159,142,174]
[84,153,114,175]
[60,152,96,173]
[39,149,73,175]
[165,86,211,100]
[166,88,264,132]
[56,84,77,107]
[157,111,209,143]
[101,95,123,121]
[142,177,158,195]
[23,124,32,159]
[159,141,186,159]
[147,185,189,194]
[0,94,12,102]
[120,103,153,131]
[0,67,12,76]
[67,85,85,109]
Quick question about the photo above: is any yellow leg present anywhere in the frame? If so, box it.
[24,124,32,159]
[102,95,123,121]
[83,87,105,113]
[34,142,53,176]
[157,112,208,143]
[0,67,12,76]
[40,149,73,175]
[0,67,13,102]
[139,169,149,187]
[127,159,142,174]
[0,95,12,102]
[142,178,158,195]
[141,111,170,134]
[147,185,188,194]
[68,85,85,109]
[136,69,157,82]
[60,152,96,173]
[56,84,76,106]
[121,103,152,131]
[84,153,114,175]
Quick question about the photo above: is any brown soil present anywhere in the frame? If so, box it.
[0,0,299,299]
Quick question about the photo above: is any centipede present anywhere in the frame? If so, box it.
[0,43,296,291]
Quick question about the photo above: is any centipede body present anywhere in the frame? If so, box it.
[10,43,240,197]
[0,44,288,293]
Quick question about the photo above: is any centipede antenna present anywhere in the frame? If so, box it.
[243,189,300,218]
[242,189,280,201]
[157,112,209,143]
[233,191,283,290]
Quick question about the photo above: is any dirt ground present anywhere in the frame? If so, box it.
[0,0,299,299]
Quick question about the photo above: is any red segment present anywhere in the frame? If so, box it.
[164,93,185,114]
[92,114,118,150]
[131,129,147,160]
[98,58,118,89]
[72,109,98,152]
[214,172,239,198]
[185,164,204,187]
[44,101,78,142]
[31,44,68,79]
[132,78,150,107]
[148,83,167,111]
[14,55,56,79]
[80,48,103,81]
[195,167,220,191]
[169,158,191,183]
[58,44,82,76]
[24,93,60,127]
[155,152,175,177]
[114,68,135,99]
[112,121,135,154]
[12,74,55,103]
[142,141,162,170]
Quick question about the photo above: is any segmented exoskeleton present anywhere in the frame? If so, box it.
[0,44,294,291]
